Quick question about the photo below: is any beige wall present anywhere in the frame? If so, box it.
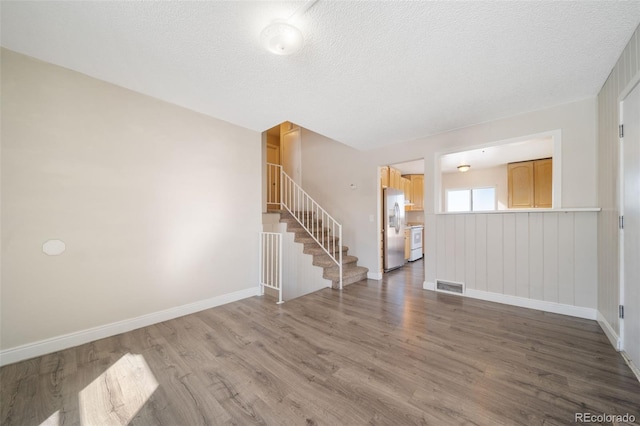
[1,49,262,352]
[301,98,598,281]
[597,25,640,340]
[406,211,424,225]
[441,165,508,210]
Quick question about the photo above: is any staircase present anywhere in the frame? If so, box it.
[278,210,369,288]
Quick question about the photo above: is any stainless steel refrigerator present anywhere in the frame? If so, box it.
[383,188,406,271]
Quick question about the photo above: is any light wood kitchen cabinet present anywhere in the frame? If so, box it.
[508,158,552,208]
[390,167,402,190]
[402,174,424,211]
[404,228,410,260]
[410,175,424,211]
[380,166,389,188]
[382,166,407,191]
[402,177,411,210]
[534,159,553,208]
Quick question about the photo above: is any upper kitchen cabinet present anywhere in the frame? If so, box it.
[380,166,389,188]
[533,158,553,208]
[403,174,424,211]
[390,167,402,190]
[508,158,552,208]
[402,177,412,210]
[381,166,403,190]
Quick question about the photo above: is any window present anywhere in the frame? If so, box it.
[446,187,496,212]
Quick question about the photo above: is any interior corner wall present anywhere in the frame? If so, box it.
[596,25,640,339]
[300,129,381,273]
[0,49,262,353]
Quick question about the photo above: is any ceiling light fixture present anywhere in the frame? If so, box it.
[457,164,471,173]
[260,20,304,55]
[260,0,317,56]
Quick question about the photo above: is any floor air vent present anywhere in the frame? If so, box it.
[436,279,465,295]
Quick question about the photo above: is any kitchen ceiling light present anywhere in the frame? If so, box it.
[457,164,471,172]
[260,21,304,55]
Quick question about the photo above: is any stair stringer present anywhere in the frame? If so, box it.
[280,224,332,300]
[262,213,331,301]
[278,212,369,289]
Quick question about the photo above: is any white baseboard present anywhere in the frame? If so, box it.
[0,286,260,367]
[424,283,595,320]
[597,310,621,350]
[368,271,383,280]
[464,289,597,320]
[621,351,640,383]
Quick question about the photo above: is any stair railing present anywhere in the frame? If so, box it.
[267,163,343,289]
[259,232,283,304]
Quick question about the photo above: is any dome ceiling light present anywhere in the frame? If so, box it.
[260,21,304,55]
[457,164,471,172]
[260,0,318,56]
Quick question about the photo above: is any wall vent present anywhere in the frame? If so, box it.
[435,279,465,295]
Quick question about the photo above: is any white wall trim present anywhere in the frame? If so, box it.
[465,288,597,320]
[423,282,595,320]
[618,72,640,103]
[368,271,383,280]
[0,286,260,367]
[435,207,601,215]
[621,351,640,383]
[597,310,621,351]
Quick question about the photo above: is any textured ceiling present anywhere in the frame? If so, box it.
[2,1,639,150]
[391,136,553,174]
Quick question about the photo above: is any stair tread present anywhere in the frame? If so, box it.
[313,254,358,267]
[303,245,348,255]
[324,265,369,280]
[270,210,367,291]
[295,233,338,241]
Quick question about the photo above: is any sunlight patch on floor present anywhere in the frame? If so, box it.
[39,410,60,426]
[78,353,158,425]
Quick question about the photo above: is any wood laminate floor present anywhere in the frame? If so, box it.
[2,260,640,425]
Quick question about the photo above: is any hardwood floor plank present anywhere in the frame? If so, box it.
[2,260,639,425]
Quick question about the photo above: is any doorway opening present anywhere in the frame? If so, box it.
[263,121,301,212]
[377,158,425,277]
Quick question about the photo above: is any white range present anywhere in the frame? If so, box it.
[407,225,423,262]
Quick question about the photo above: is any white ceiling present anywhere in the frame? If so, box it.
[391,159,426,176]
[2,1,639,150]
[439,136,554,173]
[392,136,553,174]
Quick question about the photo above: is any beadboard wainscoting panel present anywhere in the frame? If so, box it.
[486,214,504,295]
[515,213,530,298]
[475,214,488,292]
[432,211,598,316]
[464,215,476,290]
[529,213,545,301]
[558,213,576,306]
[455,215,466,283]
[445,215,456,279]
[435,215,447,285]
[503,213,517,297]
[543,213,560,303]
[574,213,598,310]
